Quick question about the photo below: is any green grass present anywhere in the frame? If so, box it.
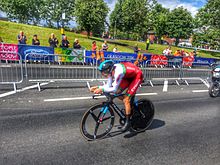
[1,20,220,59]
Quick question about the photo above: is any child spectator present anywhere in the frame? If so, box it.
[32,34,40,46]
[73,38,81,49]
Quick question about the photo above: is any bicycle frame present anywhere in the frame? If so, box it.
[97,93,138,121]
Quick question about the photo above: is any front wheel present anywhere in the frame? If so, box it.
[209,82,220,98]
[80,103,115,141]
[130,99,154,132]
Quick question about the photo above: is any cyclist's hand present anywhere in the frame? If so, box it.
[94,88,103,94]
[90,86,98,92]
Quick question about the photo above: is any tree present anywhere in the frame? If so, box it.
[110,0,156,40]
[0,0,43,24]
[151,3,169,44]
[41,0,75,28]
[166,7,194,46]
[193,0,220,50]
[74,0,109,37]
[196,0,220,29]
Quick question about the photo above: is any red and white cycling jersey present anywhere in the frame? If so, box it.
[99,62,143,96]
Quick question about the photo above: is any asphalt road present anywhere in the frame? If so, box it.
[0,84,219,165]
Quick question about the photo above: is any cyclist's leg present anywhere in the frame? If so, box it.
[125,72,143,114]
[126,72,143,97]
[121,72,143,132]
[117,79,130,100]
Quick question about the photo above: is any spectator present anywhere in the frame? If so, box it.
[0,37,3,43]
[73,38,81,49]
[180,49,185,56]
[48,33,58,47]
[192,49,198,57]
[92,41,97,51]
[32,34,40,46]
[146,38,150,50]
[61,36,70,48]
[134,44,140,54]
[173,50,181,57]
[113,45,118,53]
[17,31,27,44]
[102,40,109,51]
[184,51,190,56]
[163,46,172,56]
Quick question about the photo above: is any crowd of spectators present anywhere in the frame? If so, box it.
[0,31,205,57]
[163,46,198,57]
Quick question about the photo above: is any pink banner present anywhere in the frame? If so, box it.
[0,43,19,60]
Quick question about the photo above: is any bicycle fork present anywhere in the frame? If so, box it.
[98,106,109,124]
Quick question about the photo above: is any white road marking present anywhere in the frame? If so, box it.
[44,93,158,102]
[44,96,105,102]
[192,90,208,93]
[136,93,158,96]
[163,80,168,92]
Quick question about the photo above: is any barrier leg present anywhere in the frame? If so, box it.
[13,83,17,92]
[37,82,41,92]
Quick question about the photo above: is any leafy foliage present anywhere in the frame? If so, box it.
[110,0,156,40]
[196,0,220,29]
[40,0,75,28]
[151,3,169,43]
[166,7,194,46]
[193,0,220,50]
[0,0,43,24]
[74,0,109,37]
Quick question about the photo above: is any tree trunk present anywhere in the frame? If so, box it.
[57,21,60,29]
[175,37,179,46]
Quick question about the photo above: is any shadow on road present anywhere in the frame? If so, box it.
[104,119,165,139]
[147,119,165,130]
[123,119,165,138]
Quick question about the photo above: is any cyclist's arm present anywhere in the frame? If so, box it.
[99,65,124,93]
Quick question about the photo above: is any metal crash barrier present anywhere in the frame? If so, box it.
[24,53,100,84]
[0,51,23,91]
[142,59,211,86]
[0,51,214,91]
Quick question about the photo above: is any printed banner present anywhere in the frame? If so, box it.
[85,51,150,66]
[0,43,19,60]
[150,55,168,65]
[54,48,84,62]
[193,57,216,66]
[18,45,54,61]
[182,56,194,67]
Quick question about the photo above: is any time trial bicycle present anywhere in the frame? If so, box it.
[80,92,155,141]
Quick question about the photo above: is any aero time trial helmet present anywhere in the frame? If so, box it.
[98,60,114,74]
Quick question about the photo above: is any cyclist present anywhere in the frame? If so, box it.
[90,60,143,132]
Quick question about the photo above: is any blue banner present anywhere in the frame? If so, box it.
[85,51,151,66]
[18,45,54,61]
[193,57,216,66]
